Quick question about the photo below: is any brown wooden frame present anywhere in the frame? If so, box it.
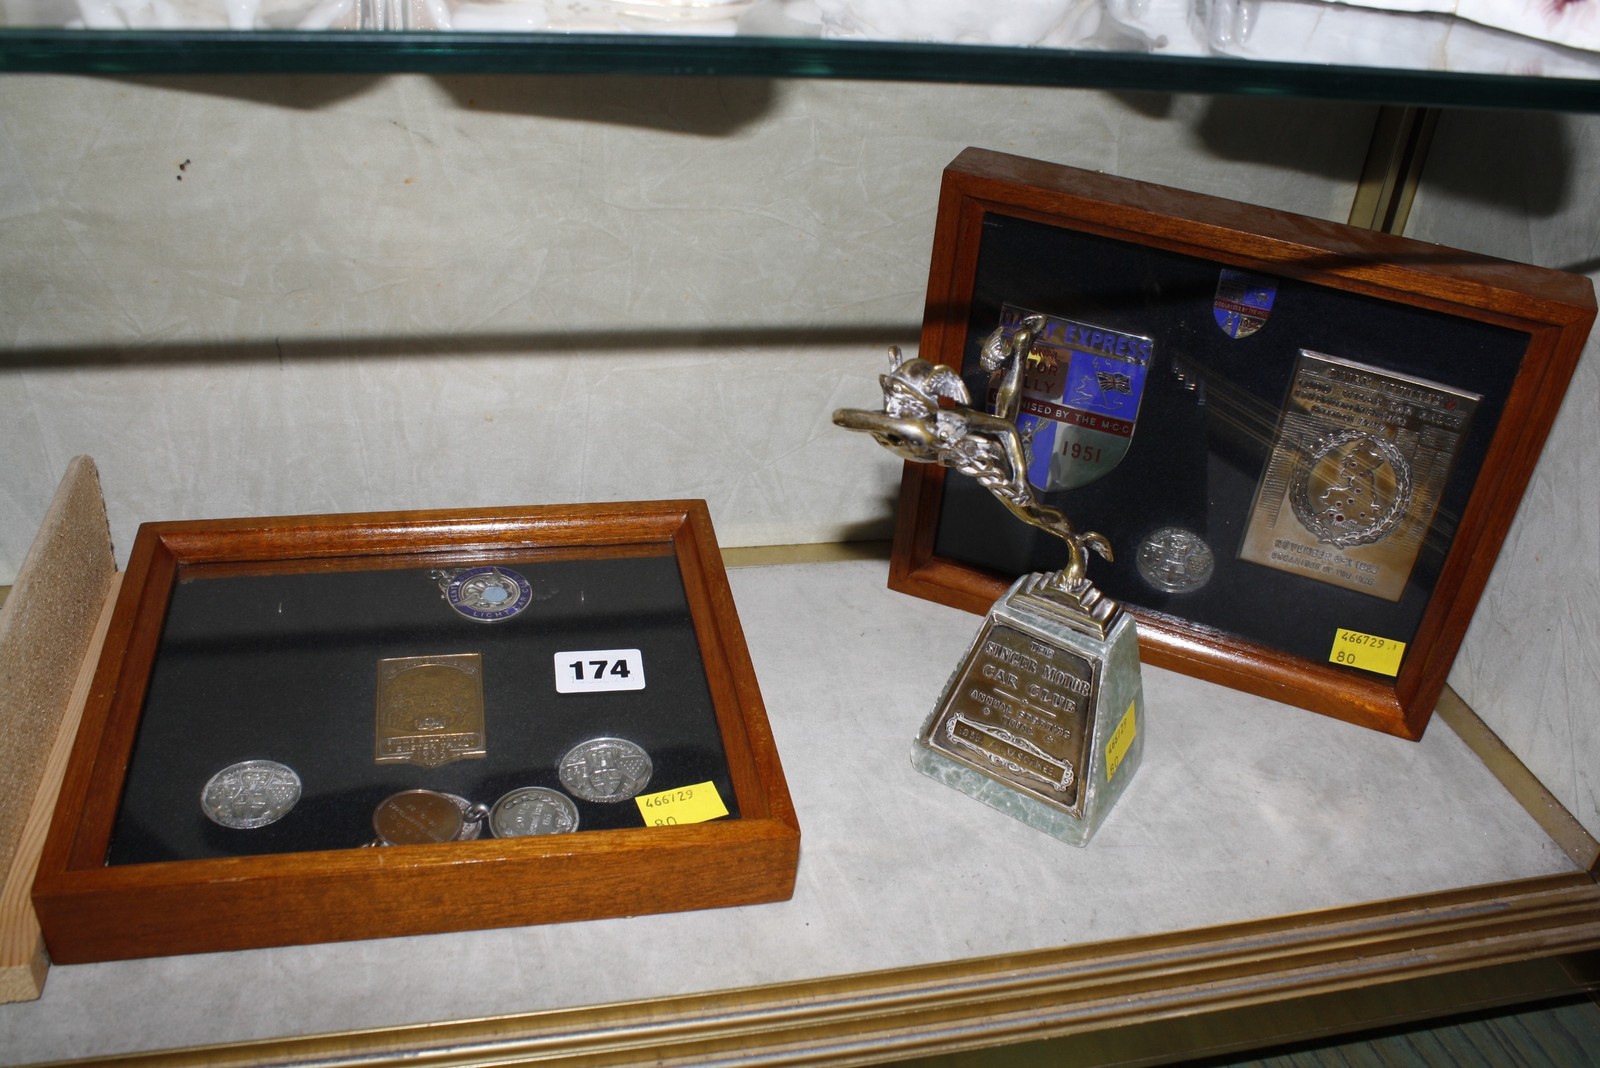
[892,148,1596,740]
[31,501,799,964]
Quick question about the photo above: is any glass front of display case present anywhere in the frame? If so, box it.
[110,547,736,864]
[3,0,1600,110]
[931,211,1525,674]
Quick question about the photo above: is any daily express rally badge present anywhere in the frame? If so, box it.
[994,304,1153,492]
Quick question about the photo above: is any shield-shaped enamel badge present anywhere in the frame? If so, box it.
[993,304,1153,492]
[1213,269,1278,339]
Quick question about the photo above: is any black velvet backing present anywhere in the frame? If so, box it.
[108,551,736,865]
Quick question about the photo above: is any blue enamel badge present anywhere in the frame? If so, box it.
[993,304,1153,492]
[1213,269,1277,339]
[445,566,533,622]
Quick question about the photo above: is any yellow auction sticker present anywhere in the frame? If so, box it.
[1329,628,1406,676]
[1105,700,1138,781]
[635,781,729,827]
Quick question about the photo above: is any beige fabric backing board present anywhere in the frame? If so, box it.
[0,457,116,1002]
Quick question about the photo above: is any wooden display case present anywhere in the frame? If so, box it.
[30,500,799,964]
[890,148,1597,740]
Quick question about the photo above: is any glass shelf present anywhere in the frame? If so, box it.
[3,2,1600,111]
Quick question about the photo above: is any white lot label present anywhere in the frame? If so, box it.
[554,648,646,693]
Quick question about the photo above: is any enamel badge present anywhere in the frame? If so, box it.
[994,304,1153,492]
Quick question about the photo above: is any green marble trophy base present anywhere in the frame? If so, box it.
[912,572,1145,846]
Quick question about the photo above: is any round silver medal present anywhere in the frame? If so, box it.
[557,738,653,803]
[441,566,533,623]
[200,759,302,830]
[488,786,580,837]
[1136,527,1215,594]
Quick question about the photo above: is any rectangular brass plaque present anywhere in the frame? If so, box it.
[375,653,487,768]
[1239,350,1480,602]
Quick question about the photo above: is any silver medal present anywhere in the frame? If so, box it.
[1136,527,1215,594]
[431,566,534,623]
[557,738,653,803]
[200,759,302,830]
[488,786,581,837]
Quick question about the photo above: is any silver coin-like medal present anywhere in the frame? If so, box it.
[439,566,534,623]
[200,759,302,830]
[557,738,653,803]
[488,786,580,837]
[1136,527,1216,594]
[372,789,472,846]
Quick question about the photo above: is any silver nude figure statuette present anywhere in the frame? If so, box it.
[832,315,1114,614]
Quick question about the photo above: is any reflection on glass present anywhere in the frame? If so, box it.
[3,0,1598,88]
[107,550,737,865]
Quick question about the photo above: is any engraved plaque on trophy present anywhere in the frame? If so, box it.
[1238,350,1481,602]
[834,315,1145,845]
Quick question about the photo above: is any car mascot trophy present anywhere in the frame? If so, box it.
[833,315,1145,845]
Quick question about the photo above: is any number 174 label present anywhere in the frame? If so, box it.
[554,648,646,693]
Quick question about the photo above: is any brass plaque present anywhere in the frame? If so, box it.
[923,621,1095,810]
[1240,350,1480,602]
[375,653,487,768]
